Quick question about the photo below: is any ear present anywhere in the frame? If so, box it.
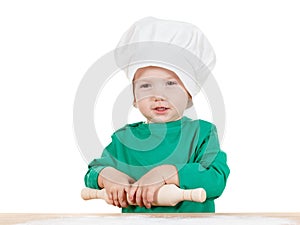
[132,82,137,108]
[186,97,193,109]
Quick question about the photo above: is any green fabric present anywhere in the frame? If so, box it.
[84,116,230,212]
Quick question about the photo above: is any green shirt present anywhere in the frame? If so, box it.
[85,116,230,212]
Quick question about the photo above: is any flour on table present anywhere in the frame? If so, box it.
[16,215,296,225]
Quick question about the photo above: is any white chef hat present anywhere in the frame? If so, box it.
[114,17,216,98]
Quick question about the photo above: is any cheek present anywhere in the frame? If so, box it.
[135,98,149,110]
[134,89,152,103]
[165,88,189,110]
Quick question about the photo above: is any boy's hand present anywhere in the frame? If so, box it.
[98,167,135,208]
[128,165,178,208]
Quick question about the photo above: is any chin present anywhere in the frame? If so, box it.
[148,116,178,123]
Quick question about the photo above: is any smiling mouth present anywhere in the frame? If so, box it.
[153,107,170,113]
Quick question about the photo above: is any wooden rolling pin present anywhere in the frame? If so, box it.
[81,184,206,206]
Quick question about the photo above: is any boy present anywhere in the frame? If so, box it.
[84,17,230,212]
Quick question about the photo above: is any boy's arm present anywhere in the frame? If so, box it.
[98,166,135,207]
[175,151,229,199]
[84,142,136,207]
[84,144,116,189]
[128,164,178,208]
[174,124,230,200]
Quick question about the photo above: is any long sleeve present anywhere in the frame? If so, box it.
[84,141,117,189]
[174,124,230,199]
[84,118,229,212]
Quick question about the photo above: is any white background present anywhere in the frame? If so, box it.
[1,0,299,213]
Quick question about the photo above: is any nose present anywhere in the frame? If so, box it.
[150,85,166,101]
[152,95,165,102]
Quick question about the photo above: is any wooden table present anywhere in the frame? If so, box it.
[1,213,300,225]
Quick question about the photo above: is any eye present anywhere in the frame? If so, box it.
[166,80,178,86]
[139,83,152,88]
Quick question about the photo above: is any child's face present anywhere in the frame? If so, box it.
[133,66,191,123]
